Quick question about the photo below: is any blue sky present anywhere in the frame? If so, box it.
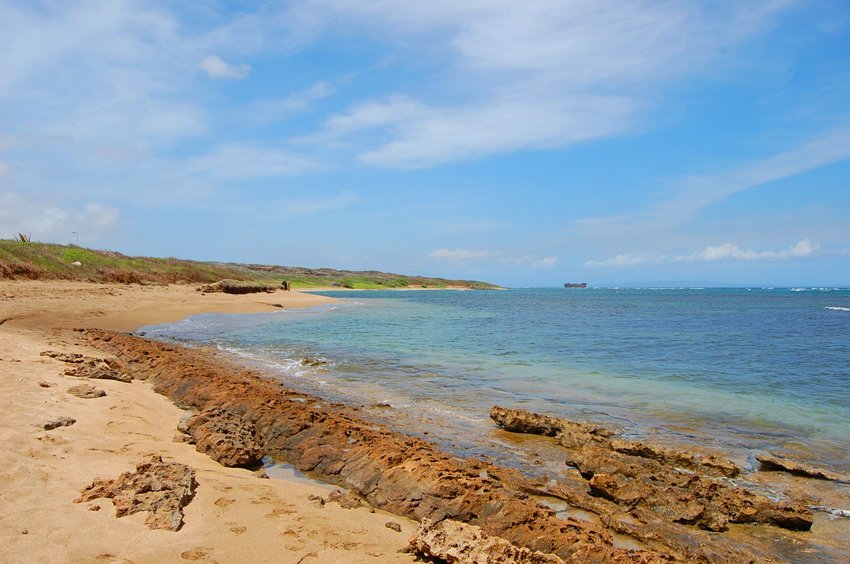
[1,1,849,287]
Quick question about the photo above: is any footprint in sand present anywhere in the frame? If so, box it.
[180,547,214,561]
[214,497,235,508]
[229,525,247,535]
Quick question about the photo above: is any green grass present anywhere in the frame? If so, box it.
[0,239,500,289]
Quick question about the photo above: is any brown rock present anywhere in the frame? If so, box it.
[67,384,106,399]
[41,350,86,363]
[491,406,740,479]
[568,445,812,532]
[326,489,363,509]
[185,408,262,468]
[385,520,402,532]
[38,381,51,388]
[64,360,131,383]
[300,357,329,367]
[75,455,196,531]
[757,452,847,482]
[411,519,566,563]
[81,330,697,562]
[44,416,75,430]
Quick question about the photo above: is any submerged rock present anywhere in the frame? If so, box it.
[757,452,847,482]
[490,406,740,479]
[75,455,196,531]
[491,407,812,532]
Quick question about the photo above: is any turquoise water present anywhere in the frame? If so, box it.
[142,288,850,469]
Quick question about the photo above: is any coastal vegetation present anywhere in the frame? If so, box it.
[0,239,497,289]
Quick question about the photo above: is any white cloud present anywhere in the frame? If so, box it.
[577,126,850,246]
[0,190,119,244]
[531,256,558,270]
[245,82,333,125]
[186,144,321,181]
[304,1,790,167]
[280,191,358,216]
[586,252,667,268]
[676,239,820,262]
[199,55,251,80]
[587,240,822,268]
[429,248,496,261]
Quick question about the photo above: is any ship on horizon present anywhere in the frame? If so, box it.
[564,282,588,288]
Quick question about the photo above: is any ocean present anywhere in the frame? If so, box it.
[141,287,850,473]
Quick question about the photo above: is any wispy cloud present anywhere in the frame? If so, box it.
[577,126,850,245]
[199,55,250,80]
[279,191,359,216]
[531,256,558,270]
[429,218,505,233]
[304,1,791,167]
[245,82,333,125]
[185,144,321,181]
[587,239,822,268]
[429,248,496,261]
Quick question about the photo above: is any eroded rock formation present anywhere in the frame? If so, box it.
[183,407,262,468]
[411,519,567,563]
[75,455,196,531]
[85,330,665,562]
[757,452,847,482]
[490,406,739,478]
[491,407,812,533]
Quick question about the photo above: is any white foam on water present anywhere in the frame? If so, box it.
[825,306,850,312]
[810,506,850,519]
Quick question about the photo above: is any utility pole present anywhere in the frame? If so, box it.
[72,231,78,246]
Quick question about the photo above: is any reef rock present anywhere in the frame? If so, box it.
[412,519,579,564]
[185,408,263,468]
[86,330,667,562]
[491,406,740,479]
[757,452,847,482]
[75,455,196,531]
[568,445,812,532]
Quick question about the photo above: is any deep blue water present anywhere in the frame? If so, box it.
[142,288,850,468]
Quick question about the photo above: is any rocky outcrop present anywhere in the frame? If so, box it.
[757,452,847,482]
[75,455,196,531]
[67,383,106,398]
[183,408,262,468]
[572,446,811,531]
[490,406,739,478]
[491,407,812,533]
[86,330,665,562]
[411,519,567,563]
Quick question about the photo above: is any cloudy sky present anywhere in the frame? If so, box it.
[1,1,848,286]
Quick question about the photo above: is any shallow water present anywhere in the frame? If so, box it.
[141,287,850,471]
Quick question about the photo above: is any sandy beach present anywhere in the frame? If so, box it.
[2,280,849,563]
[0,281,417,563]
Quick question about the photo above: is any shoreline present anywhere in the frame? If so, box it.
[2,281,848,561]
[0,281,417,562]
